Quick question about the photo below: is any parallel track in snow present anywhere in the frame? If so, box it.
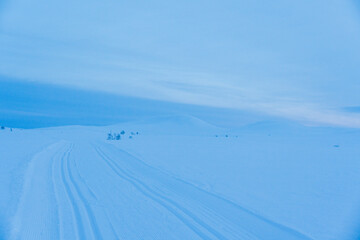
[52,143,105,240]
[95,146,229,240]
[10,140,313,240]
[95,144,313,240]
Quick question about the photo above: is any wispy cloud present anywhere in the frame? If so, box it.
[1,0,360,127]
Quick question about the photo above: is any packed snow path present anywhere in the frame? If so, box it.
[10,140,312,240]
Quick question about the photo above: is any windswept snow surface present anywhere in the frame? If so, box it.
[1,117,360,239]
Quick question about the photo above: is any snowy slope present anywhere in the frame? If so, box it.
[1,117,360,239]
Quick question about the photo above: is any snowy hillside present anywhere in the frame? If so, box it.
[1,117,360,240]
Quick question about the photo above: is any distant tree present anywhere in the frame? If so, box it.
[129,136,133,139]
[136,132,139,135]
[107,133,113,140]
[121,130,125,135]
[225,135,228,138]
[115,134,121,140]
[0,126,4,130]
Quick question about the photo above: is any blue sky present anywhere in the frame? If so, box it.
[1,0,360,127]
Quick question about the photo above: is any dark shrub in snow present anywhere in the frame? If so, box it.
[107,133,114,140]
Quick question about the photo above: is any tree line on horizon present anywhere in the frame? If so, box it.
[107,130,139,140]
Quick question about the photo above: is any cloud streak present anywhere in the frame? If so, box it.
[1,0,360,127]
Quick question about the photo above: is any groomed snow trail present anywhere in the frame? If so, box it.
[10,140,313,240]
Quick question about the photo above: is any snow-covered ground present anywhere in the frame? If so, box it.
[1,116,360,239]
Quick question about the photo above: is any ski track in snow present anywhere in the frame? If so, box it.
[10,139,314,240]
[94,144,312,240]
[58,144,101,239]
[95,146,228,240]
[115,146,314,239]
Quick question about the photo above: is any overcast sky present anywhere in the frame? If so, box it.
[1,0,360,127]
